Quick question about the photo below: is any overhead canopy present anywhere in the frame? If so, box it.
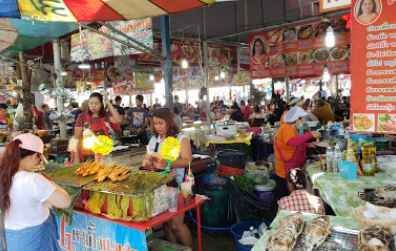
[0,19,77,55]
[0,0,215,22]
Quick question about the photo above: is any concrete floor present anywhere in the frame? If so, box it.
[192,230,235,251]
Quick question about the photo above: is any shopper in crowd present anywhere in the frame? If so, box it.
[41,104,53,130]
[249,105,267,127]
[32,106,45,130]
[278,168,325,214]
[312,98,335,124]
[173,106,183,129]
[126,95,149,145]
[142,108,193,247]
[273,106,320,200]
[73,92,122,163]
[0,103,12,130]
[240,100,252,121]
[300,99,318,122]
[1,133,71,250]
[230,102,245,122]
[174,95,184,116]
[153,98,162,110]
[113,96,125,116]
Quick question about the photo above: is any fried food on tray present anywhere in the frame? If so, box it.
[76,161,131,182]
[75,161,102,176]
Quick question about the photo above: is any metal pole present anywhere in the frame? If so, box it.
[19,52,34,130]
[285,77,290,101]
[160,16,173,107]
[52,40,67,139]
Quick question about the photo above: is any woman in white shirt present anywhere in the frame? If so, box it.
[0,133,71,251]
[143,108,193,248]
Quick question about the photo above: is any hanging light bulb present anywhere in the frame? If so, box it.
[149,74,155,81]
[61,71,68,76]
[322,65,331,82]
[325,26,335,48]
[214,76,220,81]
[220,71,226,79]
[181,59,189,69]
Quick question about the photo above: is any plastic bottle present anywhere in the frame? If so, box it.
[326,147,334,172]
[334,144,343,173]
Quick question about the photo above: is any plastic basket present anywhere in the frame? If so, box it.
[230,221,262,251]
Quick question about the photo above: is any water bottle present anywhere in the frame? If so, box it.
[334,144,343,173]
[326,147,334,172]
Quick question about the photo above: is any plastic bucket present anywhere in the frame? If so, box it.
[230,221,262,251]
[254,181,275,205]
[339,160,358,181]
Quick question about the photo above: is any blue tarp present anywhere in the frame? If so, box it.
[0,0,20,18]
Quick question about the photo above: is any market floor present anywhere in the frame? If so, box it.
[192,231,234,251]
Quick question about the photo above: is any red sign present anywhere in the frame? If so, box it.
[249,17,350,79]
[320,0,352,13]
[351,0,396,133]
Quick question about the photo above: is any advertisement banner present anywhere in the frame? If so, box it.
[56,212,147,251]
[320,0,352,13]
[71,18,153,62]
[351,0,396,133]
[248,17,350,79]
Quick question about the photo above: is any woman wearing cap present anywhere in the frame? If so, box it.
[142,108,193,247]
[72,92,123,163]
[278,168,325,214]
[0,133,71,251]
[273,106,320,201]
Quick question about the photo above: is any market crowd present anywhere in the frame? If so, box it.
[0,90,351,250]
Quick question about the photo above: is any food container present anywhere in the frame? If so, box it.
[254,180,275,204]
[339,160,358,181]
[217,150,247,169]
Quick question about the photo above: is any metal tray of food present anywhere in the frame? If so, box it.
[294,227,359,251]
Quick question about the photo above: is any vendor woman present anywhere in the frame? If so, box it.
[273,106,320,201]
[1,133,71,251]
[72,92,123,163]
[142,107,193,247]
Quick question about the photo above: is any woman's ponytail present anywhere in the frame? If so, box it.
[0,139,22,211]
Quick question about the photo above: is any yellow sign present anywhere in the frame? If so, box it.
[91,135,113,156]
[159,137,181,162]
[18,0,76,22]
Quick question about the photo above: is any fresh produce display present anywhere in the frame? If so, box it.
[234,175,256,193]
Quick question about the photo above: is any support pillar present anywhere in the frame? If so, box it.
[160,16,173,107]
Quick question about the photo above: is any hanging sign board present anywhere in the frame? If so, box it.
[248,17,350,79]
[351,0,396,133]
[320,0,352,13]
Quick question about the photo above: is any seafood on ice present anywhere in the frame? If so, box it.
[359,225,394,251]
[266,213,304,251]
[300,216,331,251]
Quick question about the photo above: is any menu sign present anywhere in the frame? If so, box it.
[248,17,350,79]
[320,0,352,13]
[351,0,396,133]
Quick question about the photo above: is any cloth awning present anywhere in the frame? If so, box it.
[0,0,215,22]
[0,18,77,55]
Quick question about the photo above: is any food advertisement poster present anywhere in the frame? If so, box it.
[71,18,153,62]
[248,17,350,79]
[57,212,147,251]
[320,0,352,13]
[351,0,396,133]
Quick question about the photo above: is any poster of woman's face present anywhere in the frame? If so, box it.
[251,38,268,56]
[354,0,382,25]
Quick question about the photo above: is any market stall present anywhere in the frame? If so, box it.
[44,160,207,251]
